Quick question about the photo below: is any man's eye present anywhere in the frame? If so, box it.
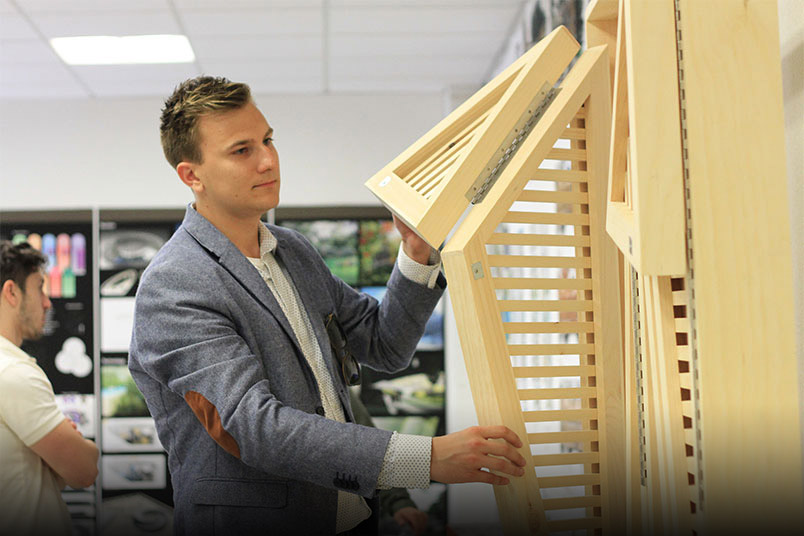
[264,137,274,145]
[234,147,248,155]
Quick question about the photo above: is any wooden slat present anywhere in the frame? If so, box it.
[407,139,463,189]
[498,299,594,312]
[410,153,458,191]
[493,278,593,290]
[508,343,596,356]
[546,147,587,161]
[672,290,686,306]
[531,168,588,182]
[546,517,603,531]
[487,232,590,247]
[513,365,597,378]
[519,387,598,400]
[524,409,598,422]
[493,277,592,290]
[527,430,599,443]
[532,452,599,467]
[543,495,602,510]
[487,254,591,268]
[403,108,489,184]
[538,474,600,488]
[418,171,448,197]
[517,190,589,204]
[503,321,595,334]
[502,211,589,225]
[560,126,586,140]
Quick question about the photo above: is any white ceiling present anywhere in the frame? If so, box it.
[0,0,527,99]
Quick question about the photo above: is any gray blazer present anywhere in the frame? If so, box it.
[128,206,445,535]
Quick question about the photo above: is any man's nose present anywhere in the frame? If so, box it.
[257,145,274,172]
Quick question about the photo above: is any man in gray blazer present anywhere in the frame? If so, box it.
[129,76,526,535]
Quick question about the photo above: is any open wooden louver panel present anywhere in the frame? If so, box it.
[365,26,581,249]
[440,46,624,535]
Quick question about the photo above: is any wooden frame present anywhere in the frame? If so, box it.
[586,0,804,534]
[365,27,580,249]
[441,45,624,535]
[603,0,686,276]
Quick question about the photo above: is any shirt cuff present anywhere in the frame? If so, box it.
[396,244,442,289]
[376,432,432,490]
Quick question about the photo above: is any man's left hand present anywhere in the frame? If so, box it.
[393,215,433,265]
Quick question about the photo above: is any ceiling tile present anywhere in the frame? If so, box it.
[0,0,17,14]
[330,56,483,80]
[328,76,450,93]
[199,58,321,82]
[329,5,518,34]
[174,0,322,8]
[74,63,199,96]
[0,63,87,97]
[190,35,321,61]
[332,1,523,6]
[0,38,61,64]
[30,11,180,38]
[181,8,322,37]
[329,33,500,58]
[15,0,170,12]
[0,12,40,39]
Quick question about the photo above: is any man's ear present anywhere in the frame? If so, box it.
[177,162,203,194]
[1,280,20,308]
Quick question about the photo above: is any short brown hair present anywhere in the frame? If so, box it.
[160,76,252,168]
[1,241,46,293]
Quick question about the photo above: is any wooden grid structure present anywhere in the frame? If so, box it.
[367,28,625,532]
[587,0,804,534]
[366,1,803,533]
[441,45,624,535]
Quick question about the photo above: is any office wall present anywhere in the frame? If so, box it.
[0,92,443,210]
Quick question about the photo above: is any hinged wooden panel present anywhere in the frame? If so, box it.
[365,27,580,248]
[442,46,625,535]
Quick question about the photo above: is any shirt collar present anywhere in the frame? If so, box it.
[0,334,34,364]
[258,224,278,258]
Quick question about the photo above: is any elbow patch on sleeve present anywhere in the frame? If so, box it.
[184,391,241,459]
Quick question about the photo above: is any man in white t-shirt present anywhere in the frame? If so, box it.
[0,241,99,535]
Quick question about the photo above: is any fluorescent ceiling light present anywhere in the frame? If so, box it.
[50,34,195,65]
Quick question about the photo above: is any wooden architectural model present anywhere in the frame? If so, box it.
[586,0,804,534]
[366,1,803,534]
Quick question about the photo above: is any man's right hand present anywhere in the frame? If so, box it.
[430,426,527,486]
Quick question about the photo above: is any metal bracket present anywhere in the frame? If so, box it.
[471,262,484,280]
[675,0,705,512]
[631,266,648,487]
[466,82,560,205]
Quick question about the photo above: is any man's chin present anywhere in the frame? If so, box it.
[23,330,45,342]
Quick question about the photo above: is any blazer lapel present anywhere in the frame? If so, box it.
[181,206,303,355]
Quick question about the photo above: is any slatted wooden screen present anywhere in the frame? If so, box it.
[442,46,624,536]
[364,27,580,249]
[586,0,804,533]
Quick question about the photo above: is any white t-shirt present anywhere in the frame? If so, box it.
[0,335,72,536]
